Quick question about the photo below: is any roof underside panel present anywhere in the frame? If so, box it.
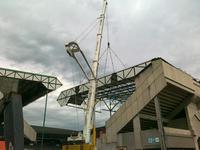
[141,84,192,118]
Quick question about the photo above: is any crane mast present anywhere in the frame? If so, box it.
[84,0,108,144]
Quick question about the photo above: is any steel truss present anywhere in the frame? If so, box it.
[0,67,62,90]
[57,58,154,111]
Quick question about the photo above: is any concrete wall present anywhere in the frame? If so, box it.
[0,78,19,94]
[162,60,200,149]
[186,103,200,135]
[167,118,188,129]
[97,132,134,150]
[97,140,116,150]
[118,128,194,149]
[162,61,195,93]
[193,82,200,105]
[186,102,200,149]
[118,132,135,150]
[105,58,200,147]
[141,129,160,149]
[24,121,37,142]
[97,134,116,150]
[106,59,167,143]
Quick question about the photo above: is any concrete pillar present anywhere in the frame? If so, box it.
[4,93,24,150]
[133,115,142,150]
[0,91,3,100]
[194,136,200,150]
[185,103,200,150]
[154,97,167,150]
[117,133,123,146]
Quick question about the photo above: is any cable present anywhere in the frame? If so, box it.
[76,20,98,44]
[105,6,116,73]
[105,5,126,70]
[99,46,109,76]
[99,48,107,60]
[110,48,126,68]
[108,48,115,72]
[103,48,109,75]
[69,59,81,131]
[74,18,98,42]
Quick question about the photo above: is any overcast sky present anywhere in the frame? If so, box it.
[0,0,200,131]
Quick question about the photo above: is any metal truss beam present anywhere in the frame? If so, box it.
[0,68,62,90]
[57,58,153,107]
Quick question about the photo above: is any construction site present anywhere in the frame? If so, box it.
[0,0,200,150]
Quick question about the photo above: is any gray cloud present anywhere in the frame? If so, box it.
[1,0,200,130]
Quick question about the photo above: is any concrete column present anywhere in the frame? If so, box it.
[154,97,167,150]
[185,103,200,150]
[133,115,142,150]
[117,133,123,146]
[4,93,24,150]
[0,91,3,100]
[193,136,200,150]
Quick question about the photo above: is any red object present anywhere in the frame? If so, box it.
[0,141,6,150]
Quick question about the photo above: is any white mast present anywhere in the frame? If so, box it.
[84,0,108,144]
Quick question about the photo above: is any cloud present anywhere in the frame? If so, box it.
[1,0,200,130]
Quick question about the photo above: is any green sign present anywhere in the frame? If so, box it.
[147,137,159,144]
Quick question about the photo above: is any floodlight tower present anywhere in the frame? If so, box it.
[65,0,108,146]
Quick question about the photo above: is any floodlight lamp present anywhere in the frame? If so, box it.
[65,42,81,57]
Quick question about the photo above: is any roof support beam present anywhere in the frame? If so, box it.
[154,96,167,150]
[167,95,194,120]
[139,113,169,123]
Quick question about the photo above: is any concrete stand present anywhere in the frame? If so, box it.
[4,93,24,150]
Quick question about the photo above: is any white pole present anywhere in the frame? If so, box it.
[84,0,108,144]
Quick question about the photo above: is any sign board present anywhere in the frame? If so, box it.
[0,141,6,150]
[147,137,160,144]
